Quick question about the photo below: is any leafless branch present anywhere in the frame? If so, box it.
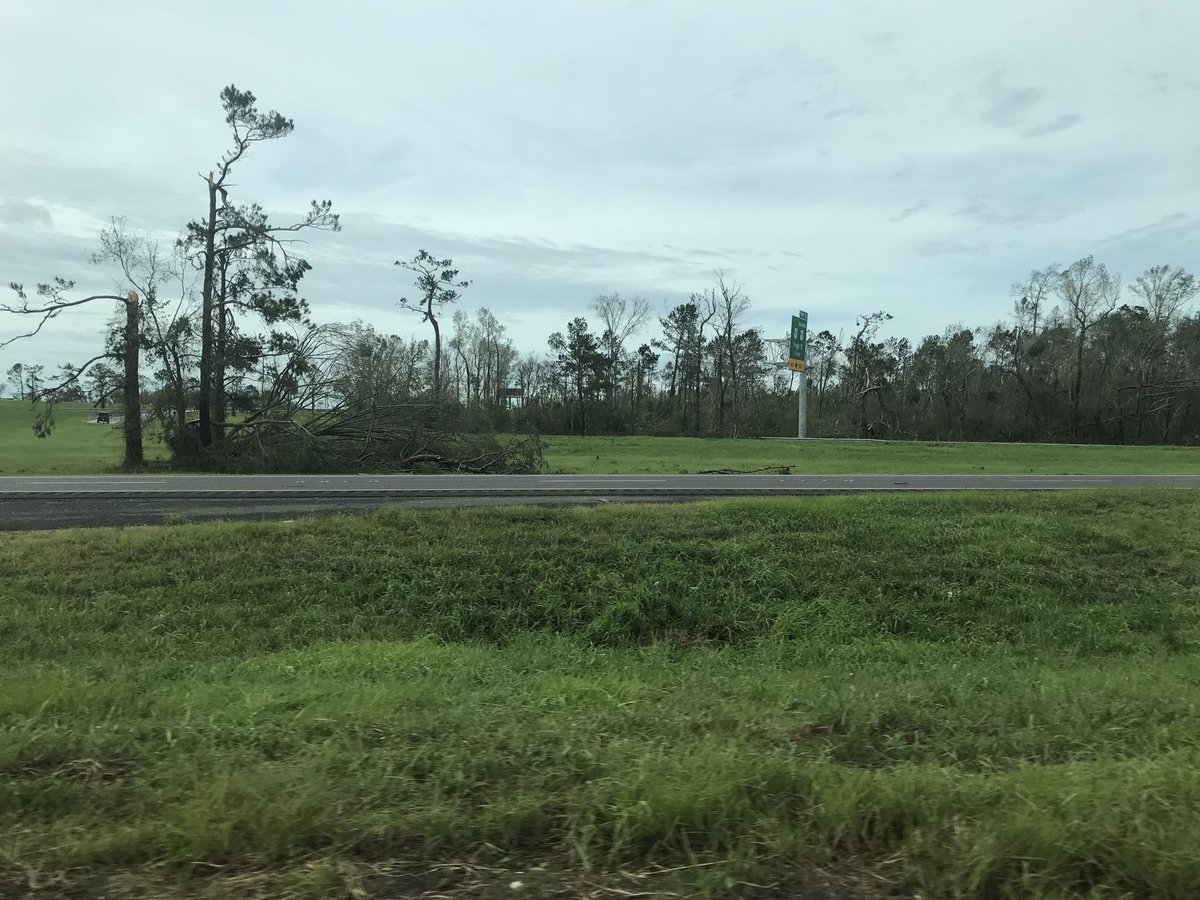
[1,284,127,350]
[32,353,112,401]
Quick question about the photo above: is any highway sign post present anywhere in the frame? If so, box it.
[790,311,808,438]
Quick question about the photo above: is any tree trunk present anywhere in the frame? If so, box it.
[214,266,228,445]
[1071,334,1085,441]
[175,395,187,443]
[714,350,726,435]
[198,174,218,448]
[724,345,734,436]
[122,291,144,468]
[431,310,442,395]
[168,347,188,442]
[577,376,587,436]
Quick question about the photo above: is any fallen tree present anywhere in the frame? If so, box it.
[177,324,544,474]
[205,401,544,474]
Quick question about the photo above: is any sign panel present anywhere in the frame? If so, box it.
[789,311,808,363]
[787,358,806,373]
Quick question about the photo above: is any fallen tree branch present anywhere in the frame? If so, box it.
[185,399,545,474]
[698,465,793,475]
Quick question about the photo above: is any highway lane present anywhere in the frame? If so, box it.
[2,473,1198,530]
[6,473,1200,494]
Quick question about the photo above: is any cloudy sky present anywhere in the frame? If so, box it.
[2,0,1199,378]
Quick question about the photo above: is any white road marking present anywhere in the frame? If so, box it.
[536,478,667,483]
[19,480,169,486]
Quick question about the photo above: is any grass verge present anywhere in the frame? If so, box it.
[2,492,1200,896]
[4,399,1199,477]
[539,433,1200,475]
[0,400,168,474]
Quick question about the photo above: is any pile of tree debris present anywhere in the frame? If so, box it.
[202,400,545,474]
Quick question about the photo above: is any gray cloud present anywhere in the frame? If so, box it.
[824,104,869,121]
[0,200,53,228]
[1101,212,1198,242]
[914,239,986,257]
[977,70,1086,141]
[1022,113,1084,139]
[891,202,928,223]
[979,71,1044,129]
[955,196,1081,228]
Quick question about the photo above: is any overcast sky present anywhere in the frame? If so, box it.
[3,0,1199,379]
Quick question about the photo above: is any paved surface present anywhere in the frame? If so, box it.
[1,473,1198,530]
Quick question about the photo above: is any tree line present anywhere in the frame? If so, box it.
[314,255,1200,448]
[4,86,1200,472]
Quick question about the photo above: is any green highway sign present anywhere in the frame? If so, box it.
[790,311,808,362]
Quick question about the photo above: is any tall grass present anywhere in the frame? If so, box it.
[2,492,1200,897]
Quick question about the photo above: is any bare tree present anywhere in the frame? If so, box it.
[1056,256,1120,440]
[1129,265,1198,325]
[710,272,750,434]
[395,250,470,396]
[695,289,719,432]
[591,292,651,415]
[846,311,894,437]
[592,293,651,354]
[1123,265,1200,439]
[94,218,198,443]
[448,307,514,408]
[806,330,841,420]
[1011,264,1061,338]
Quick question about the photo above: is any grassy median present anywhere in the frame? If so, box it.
[3,491,1200,897]
[0,400,168,474]
[4,399,1200,477]
[539,433,1200,475]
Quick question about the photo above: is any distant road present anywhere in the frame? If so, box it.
[2,473,1198,531]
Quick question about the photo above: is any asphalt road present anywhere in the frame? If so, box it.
[2,473,1198,530]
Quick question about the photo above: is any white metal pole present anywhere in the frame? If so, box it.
[797,369,807,439]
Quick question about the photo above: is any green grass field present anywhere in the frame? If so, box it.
[540,434,1200,475]
[3,492,1200,897]
[0,400,168,474]
[3,400,1199,476]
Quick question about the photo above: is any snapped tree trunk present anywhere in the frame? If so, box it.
[431,311,442,395]
[214,268,228,445]
[198,174,218,448]
[122,291,144,468]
